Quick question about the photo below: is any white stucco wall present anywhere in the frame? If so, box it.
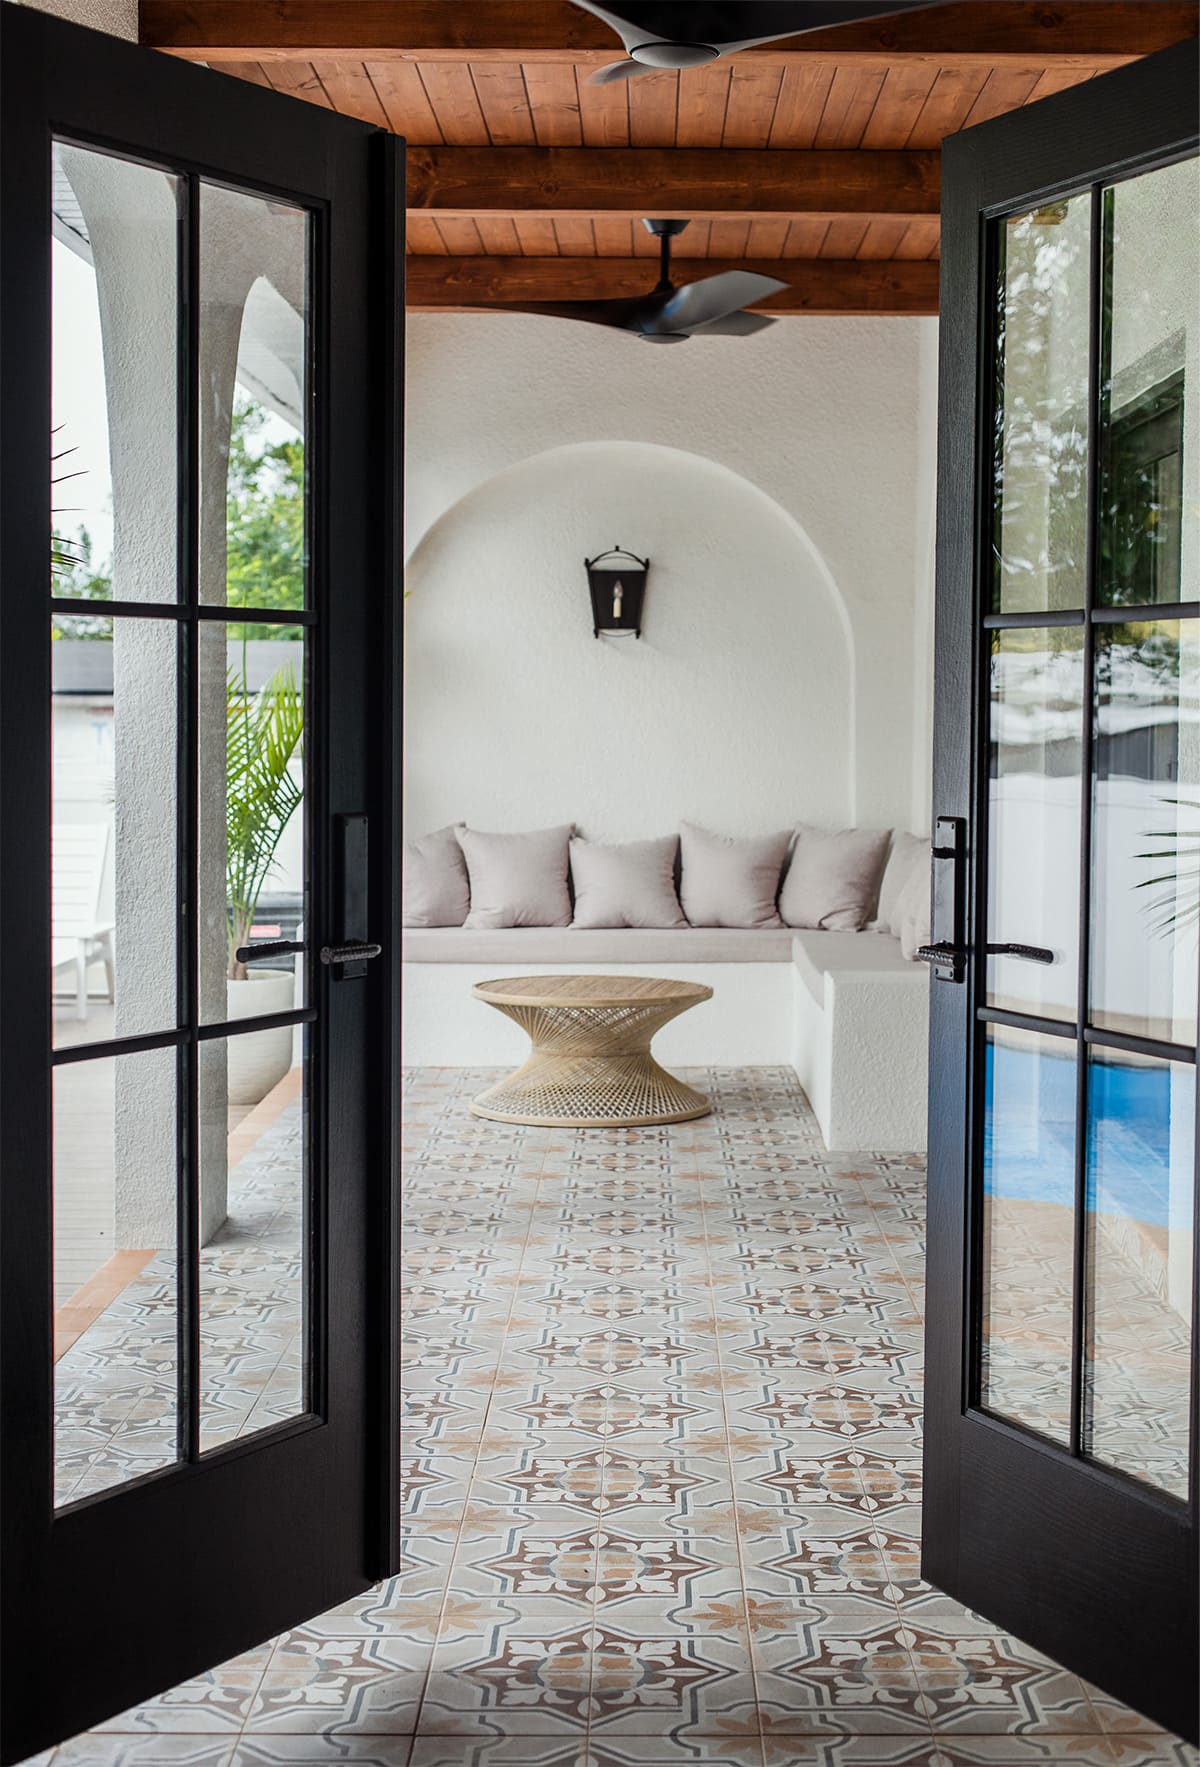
[15,0,135,36]
[405,439,855,839]
[404,312,938,841]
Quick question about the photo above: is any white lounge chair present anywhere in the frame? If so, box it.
[52,823,115,1022]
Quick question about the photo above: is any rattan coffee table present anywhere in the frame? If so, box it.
[470,974,713,1127]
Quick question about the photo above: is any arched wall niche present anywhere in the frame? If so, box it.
[403,439,855,841]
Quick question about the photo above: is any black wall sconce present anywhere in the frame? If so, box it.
[585,545,649,639]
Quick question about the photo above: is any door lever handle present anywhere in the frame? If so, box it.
[915,941,1055,968]
[234,939,305,963]
[987,942,1054,965]
[916,941,965,970]
[319,941,382,966]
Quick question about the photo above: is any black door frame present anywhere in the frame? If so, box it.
[0,10,403,1759]
[925,39,1198,1743]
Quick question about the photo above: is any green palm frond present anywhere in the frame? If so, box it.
[1133,798,1200,938]
[226,661,303,978]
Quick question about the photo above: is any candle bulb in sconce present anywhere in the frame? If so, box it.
[612,580,623,619]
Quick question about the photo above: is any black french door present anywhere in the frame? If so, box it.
[925,40,1198,1742]
[0,9,403,1760]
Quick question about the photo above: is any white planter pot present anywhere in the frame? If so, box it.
[226,970,296,1107]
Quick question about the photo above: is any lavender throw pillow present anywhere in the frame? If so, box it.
[678,822,792,929]
[402,825,469,928]
[780,826,891,932]
[570,835,686,929]
[457,825,573,929]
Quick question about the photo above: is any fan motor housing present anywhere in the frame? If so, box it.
[630,40,721,67]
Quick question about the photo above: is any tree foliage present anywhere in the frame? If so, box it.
[49,397,305,637]
[51,526,112,638]
[225,396,306,638]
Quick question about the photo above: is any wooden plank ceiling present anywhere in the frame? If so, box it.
[142,2,1198,315]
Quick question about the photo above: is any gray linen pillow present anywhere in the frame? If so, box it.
[780,826,891,932]
[678,822,792,929]
[872,831,927,936]
[457,824,573,929]
[402,825,469,928]
[570,835,686,930]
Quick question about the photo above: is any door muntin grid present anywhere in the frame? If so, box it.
[49,143,321,1506]
[972,154,1199,1502]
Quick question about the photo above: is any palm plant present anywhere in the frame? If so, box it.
[50,425,85,578]
[1135,797,1200,938]
[226,660,304,980]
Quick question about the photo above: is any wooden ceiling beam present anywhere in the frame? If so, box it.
[407,146,939,220]
[405,253,939,315]
[141,1,1199,67]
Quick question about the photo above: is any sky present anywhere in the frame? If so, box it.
[52,237,114,567]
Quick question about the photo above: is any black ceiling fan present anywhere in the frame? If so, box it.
[502,218,787,342]
[573,1,934,84]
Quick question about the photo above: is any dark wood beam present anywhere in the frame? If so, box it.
[141,1,1199,67]
[407,146,939,221]
[405,254,940,316]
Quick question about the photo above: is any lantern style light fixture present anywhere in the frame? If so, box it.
[585,545,649,639]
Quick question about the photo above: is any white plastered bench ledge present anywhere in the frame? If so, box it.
[401,926,929,1153]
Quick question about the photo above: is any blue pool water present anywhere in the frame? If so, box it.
[983,1039,1193,1230]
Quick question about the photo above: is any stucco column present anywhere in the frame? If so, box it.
[64,149,242,1248]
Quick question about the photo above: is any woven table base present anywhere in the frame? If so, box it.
[471,1051,710,1127]
[469,977,713,1127]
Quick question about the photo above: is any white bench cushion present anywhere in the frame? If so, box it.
[402,926,797,964]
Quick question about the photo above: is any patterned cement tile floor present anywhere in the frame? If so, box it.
[40,1067,1198,1767]
[53,1097,305,1504]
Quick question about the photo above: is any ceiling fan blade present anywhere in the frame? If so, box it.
[652,270,787,333]
[686,308,778,338]
[573,1,934,59]
[481,298,645,329]
[716,3,936,55]
[588,56,656,84]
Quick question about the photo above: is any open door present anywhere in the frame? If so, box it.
[0,8,403,1759]
[924,39,1198,1742]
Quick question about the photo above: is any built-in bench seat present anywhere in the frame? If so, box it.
[402,926,797,963]
[402,925,928,1152]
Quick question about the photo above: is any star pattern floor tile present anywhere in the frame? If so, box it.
[40,1068,1198,1767]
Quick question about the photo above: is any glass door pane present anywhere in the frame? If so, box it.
[1100,157,1199,610]
[50,142,185,1508]
[1084,1050,1194,1498]
[992,193,1092,614]
[977,153,1198,1501]
[49,142,317,1502]
[980,1026,1077,1442]
[987,626,1083,1019]
[1091,618,1200,1045]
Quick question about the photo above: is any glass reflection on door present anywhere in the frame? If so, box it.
[1091,620,1199,1045]
[1084,1052,1194,1499]
[992,193,1092,615]
[977,152,1198,1501]
[50,143,314,1504]
[987,627,1083,1021]
[980,1026,1077,1443]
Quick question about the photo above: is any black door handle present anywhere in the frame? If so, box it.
[319,941,382,966]
[916,941,964,970]
[915,941,1055,968]
[987,942,1055,965]
[234,939,305,963]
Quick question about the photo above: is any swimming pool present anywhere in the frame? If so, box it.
[983,1037,1194,1230]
